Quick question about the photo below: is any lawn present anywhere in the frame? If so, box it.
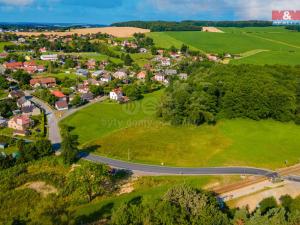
[60,90,163,145]
[148,27,300,65]
[35,72,82,80]
[61,90,300,170]
[63,52,123,64]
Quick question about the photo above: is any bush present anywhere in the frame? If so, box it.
[259,197,278,215]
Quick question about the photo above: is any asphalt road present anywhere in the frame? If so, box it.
[28,95,62,150]
[82,153,278,177]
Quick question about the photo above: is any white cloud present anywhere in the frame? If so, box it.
[225,0,300,20]
[0,0,34,6]
[145,0,300,19]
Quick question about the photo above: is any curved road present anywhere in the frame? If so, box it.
[82,153,278,177]
[31,94,278,177]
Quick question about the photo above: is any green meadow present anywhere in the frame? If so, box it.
[148,27,300,65]
[61,90,300,170]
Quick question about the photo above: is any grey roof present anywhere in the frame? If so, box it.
[81,92,94,101]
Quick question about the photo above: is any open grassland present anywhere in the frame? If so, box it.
[15,27,150,38]
[149,27,300,65]
[61,90,300,170]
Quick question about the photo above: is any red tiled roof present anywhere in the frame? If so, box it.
[51,90,65,98]
[23,61,37,67]
[4,62,23,69]
[30,77,56,86]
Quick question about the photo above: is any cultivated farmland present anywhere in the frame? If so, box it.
[147,27,300,65]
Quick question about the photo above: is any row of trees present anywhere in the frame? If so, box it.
[286,26,300,32]
[158,64,300,125]
[112,21,273,31]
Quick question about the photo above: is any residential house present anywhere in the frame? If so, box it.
[154,73,166,83]
[51,90,66,101]
[92,70,105,78]
[178,73,188,80]
[8,90,25,99]
[206,54,219,62]
[40,54,58,61]
[137,71,147,80]
[139,48,147,53]
[18,38,26,43]
[30,77,56,88]
[55,100,68,111]
[113,70,127,80]
[164,69,177,76]
[0,53,8,59]
[77,84,89,94]
[161,58,171,66]
[87,59,97,70]
[81,92,94,102]
[8,115,32,131]
[170,52,180,59]
[39,47,47,53]
[3,62,23,71]
[84,79,101,86]
[76,69,89,77]
[21,105,41,116]
[109,88,123,101]
[100,74,111,83]
[17,96,32,108]
[23,61,45,73]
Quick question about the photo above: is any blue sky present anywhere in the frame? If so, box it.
[0,0,300,24]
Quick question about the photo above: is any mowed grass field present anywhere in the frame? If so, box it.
[61,90,300,170]
[147,27,300,65]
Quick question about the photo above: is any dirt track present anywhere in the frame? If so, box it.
[15,27,150,38]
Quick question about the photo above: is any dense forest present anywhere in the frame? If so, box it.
[158,64,300,125]
[112,21,273,31]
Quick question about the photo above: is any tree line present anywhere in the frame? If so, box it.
[158,64,300,125]
[112,21,273,32]
[111,185,300,225]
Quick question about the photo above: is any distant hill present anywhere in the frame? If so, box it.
[111,20,273,32]
[0,22,106,32]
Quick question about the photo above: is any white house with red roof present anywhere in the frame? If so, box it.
[109,88,123,101]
